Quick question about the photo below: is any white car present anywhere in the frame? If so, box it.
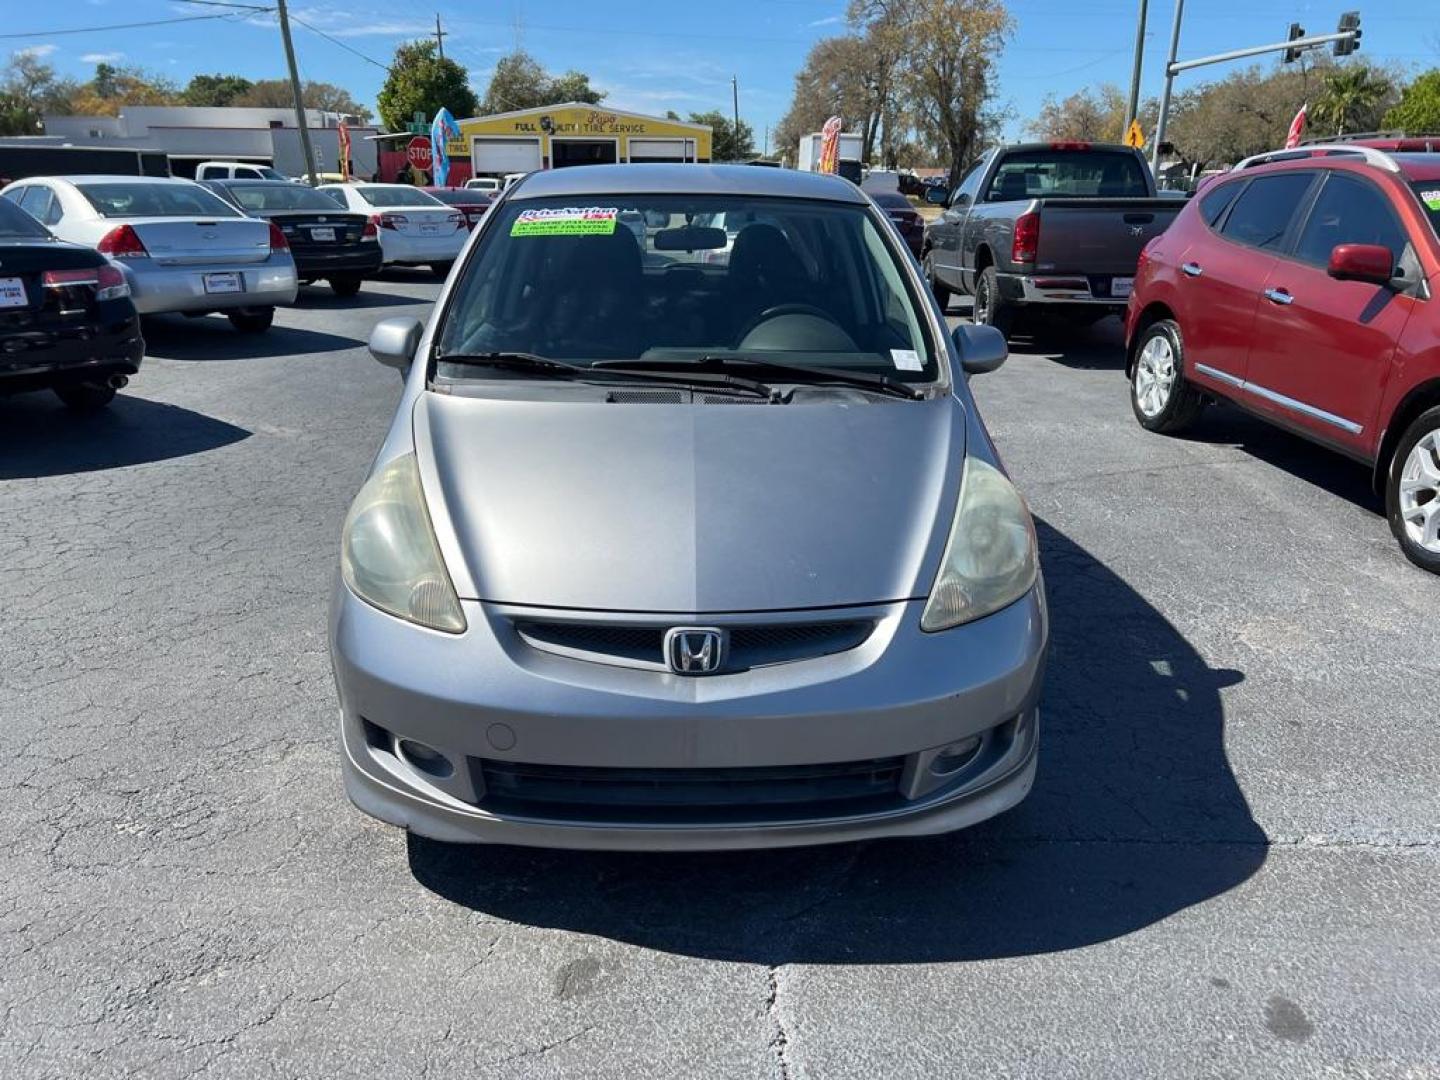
[0,174,298,333]
[317,183,466,276]
[195,161,291,182]
[464,177,500,193]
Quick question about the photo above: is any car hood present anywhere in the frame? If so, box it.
[414,392,964,613]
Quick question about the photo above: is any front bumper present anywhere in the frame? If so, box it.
[122,256,299,315]
[330,585,1048,850]
[998,271,1131,308]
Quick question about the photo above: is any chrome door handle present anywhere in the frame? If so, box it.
[1182,262,1203,277]
[1264,287,1294,305]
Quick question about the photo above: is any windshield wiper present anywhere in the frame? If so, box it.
[593,355,926,400]
[433,351,779,399]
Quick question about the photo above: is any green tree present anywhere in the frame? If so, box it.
[0,50,78,134]
[233,79,372,123]
[183,73,254,107]
[377,40,477,131]
[776,33,898,166]
[1384,69,1440,133]
[688,110,755,161]
[69,65,179,116]
[1312,63,1395,137]
[479,51,606,114]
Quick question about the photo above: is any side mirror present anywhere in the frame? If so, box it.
[1327,243,1394,286]
[369,316,423,375]
[924,185,949,205]
[952,323,1007,376]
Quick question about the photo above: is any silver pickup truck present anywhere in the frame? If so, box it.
[922,142,1184,336]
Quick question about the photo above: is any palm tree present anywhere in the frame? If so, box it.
[1312,66,1393,137]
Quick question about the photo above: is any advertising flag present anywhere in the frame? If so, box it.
[430,107,462,186]
[1284,104,1308,149]
[818,115,843,175]
[337,118,351,180]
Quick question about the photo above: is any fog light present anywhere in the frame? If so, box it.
[397,738,455,779]
[931,735,983,775]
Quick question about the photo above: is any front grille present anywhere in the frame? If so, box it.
[513,618,874,671]
[476,756,905,823]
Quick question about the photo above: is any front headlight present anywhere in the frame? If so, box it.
[340,453,466,633]
[921,456,1038,632]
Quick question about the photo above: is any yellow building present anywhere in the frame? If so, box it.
[455,104,713,177]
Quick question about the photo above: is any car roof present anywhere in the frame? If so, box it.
[510,164,868,204]
[1395,153,1440,182]
[34,175,201,186]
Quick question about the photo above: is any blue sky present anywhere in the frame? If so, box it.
[9,1,1439,149]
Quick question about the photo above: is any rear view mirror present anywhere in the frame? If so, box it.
[654,226,728,251]
[924,186,949,205]
[952,323,1007,376]
[1327,243,1394,286]
[369,316,423,375]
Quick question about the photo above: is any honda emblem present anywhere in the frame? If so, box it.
[663,627,728,675]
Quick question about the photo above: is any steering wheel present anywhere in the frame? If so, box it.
[734,303,847,347]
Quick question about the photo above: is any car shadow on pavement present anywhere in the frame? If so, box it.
[0,393,250,480]
[1186,405,1383,515]
[295,286,433,309]
[140,315,359,361]
[406,519,1266,964]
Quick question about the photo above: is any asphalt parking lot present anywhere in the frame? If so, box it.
[2,277,1437,1079]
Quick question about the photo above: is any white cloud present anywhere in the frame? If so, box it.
[807,15,844,27]
[16,44,58,58]
[80,52,124,63]
[284,7,432,36]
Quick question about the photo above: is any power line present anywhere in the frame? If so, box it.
[170,0,275,10]
[0,12,250,39]
[288,15,393,72]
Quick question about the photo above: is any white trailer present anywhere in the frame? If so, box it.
[796,132,864,175]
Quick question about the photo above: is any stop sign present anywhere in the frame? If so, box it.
[406,135,432,171]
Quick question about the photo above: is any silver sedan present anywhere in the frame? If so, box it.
[330,164,1048,850]
[0,175,297,333]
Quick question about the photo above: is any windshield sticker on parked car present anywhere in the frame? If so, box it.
[1421,189,1440,211]
[890,348,923,372]
[510,207,619,237]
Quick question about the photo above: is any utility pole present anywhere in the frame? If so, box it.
[434,14,447,59]
[275,0,318,185]
[1150,0,1185,174]
[1123,0,1148,135]
[732,75,740,160]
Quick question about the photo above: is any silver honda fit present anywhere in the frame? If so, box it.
[329,164,1047,850]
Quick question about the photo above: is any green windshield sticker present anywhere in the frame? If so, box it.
[511,207,619,236]
[1422,189,1440,211]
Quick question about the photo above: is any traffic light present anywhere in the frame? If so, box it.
[1334,11,1361,57]
[1283,23,1305,64]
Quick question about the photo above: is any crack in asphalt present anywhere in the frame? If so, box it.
[766,965,793,1080]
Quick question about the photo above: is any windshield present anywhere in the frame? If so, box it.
[1413,182,1440,237]
[357,185,446,208]
[77,182,241,219]
[225,183,347,212]
[0,197,51,238]
[987,150,1149,200]
[435,194,937,381]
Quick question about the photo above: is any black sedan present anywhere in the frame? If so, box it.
[0,197,142,412]
[201,180,382,296]
[869,190,925,259]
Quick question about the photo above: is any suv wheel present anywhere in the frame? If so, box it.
[1130,319,1204,433]
[922,251,950,311]
[1388,406,1440,574]
[972,266,1014,337]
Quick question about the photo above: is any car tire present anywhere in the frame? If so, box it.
[972,265,1014,337]
[227,306,275,334]
[1130,318,1204,434]
[922,251,951,311]
[54,380,117,413]
[430,262,454,279]
[330,275,363,297]
[1386,405,1440,574]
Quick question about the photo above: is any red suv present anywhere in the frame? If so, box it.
[1125,145,1440,572]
